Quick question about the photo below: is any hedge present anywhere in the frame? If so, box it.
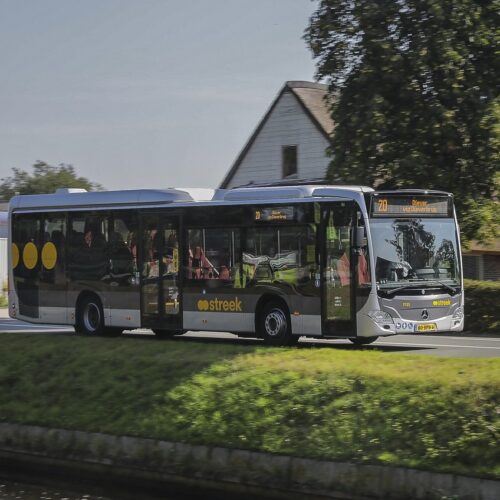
[464,279,500,334]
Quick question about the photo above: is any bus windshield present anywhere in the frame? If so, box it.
[369,218,460,288]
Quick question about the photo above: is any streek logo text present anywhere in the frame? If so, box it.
[197,297,242,312]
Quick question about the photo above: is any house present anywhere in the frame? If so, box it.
[219,80,499,281]
[219,81,333,189]
[463,241,500,281]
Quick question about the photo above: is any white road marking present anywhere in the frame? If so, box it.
[409,336,500,342]
[376,341,500,350]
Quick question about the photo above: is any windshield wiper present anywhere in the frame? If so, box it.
[384,284,421,296]
[383,280,458,297]
[430,280,458,294]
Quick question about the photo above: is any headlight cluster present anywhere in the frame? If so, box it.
[452,307,464,320]
[368,310,394,324]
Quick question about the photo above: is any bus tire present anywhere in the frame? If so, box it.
[75,295,105,336]
[349,336,378,346]
[259,300,297,347]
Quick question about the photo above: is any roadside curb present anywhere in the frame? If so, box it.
[0,423,498,499]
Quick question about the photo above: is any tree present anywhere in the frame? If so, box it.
[0,161,103,200]
[305,0,499,243]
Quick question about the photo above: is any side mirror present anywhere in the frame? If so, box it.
[354,227,367,248]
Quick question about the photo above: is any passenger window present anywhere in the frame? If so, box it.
[186,228,240,282]
[68,213,109,280]
[244,226,317,287]
[40,214,66,284]
[12,214,41,278]
[109,213,138,284]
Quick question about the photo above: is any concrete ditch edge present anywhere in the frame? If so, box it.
[0,423,498,500]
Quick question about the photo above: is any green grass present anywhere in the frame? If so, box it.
[0,295,7,307]
[0,333,498,479]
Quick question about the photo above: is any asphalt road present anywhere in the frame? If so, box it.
[0,315,499,358]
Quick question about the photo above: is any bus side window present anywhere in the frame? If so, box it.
[68,213,109,281]
[244,226,316,288]
[109,213,137,281]
[186,228,240,283]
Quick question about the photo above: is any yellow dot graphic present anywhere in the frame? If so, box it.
[12,243,19,269]
[197,299,209,311]
[23,242,38,270]
[42,242,57,270]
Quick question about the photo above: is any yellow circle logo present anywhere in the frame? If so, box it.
[42,242,57,270]
[197,299,209,311]
[23,242,38,270]
[12,243,19,269]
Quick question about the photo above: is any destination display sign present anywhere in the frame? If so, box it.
[255,207,295,222]
[371,195,451,217]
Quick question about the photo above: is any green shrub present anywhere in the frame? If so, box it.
[464,279,500,333]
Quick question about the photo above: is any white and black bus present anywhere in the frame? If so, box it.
[8,185,464,345]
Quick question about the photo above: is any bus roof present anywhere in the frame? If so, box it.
[9,185,375,212]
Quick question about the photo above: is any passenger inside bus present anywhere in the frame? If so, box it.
[68,226,107,280]
[357,249,370,285]
[336,247,350,286]
[108,231,133,275]
[163,232,178,276]
[188,246,218,279]
[163,249,176,275]
[219,265,230,280]
[145,229,159,277]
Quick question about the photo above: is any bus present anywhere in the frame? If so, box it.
[8,185,464,345]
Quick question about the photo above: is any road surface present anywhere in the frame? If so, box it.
[0,314,498,358]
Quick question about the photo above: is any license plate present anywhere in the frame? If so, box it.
[415,323,437,332]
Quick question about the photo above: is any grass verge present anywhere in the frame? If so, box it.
[0,333,498,479]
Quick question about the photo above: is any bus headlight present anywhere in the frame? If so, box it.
[368,310,394,324]
[452,307,464,320]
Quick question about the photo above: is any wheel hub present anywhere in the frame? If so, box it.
[265,309,286,337]
[83,303,100,333]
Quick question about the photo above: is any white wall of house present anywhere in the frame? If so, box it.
[226,91,331,188]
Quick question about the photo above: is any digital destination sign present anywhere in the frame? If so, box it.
[371,195,451,217]
[255,207,295,222]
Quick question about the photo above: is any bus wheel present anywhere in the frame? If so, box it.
[349,336,378,346]
[76,296,105,336]
[259,301,297,347]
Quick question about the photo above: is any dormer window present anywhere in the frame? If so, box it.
[282,145,297,178]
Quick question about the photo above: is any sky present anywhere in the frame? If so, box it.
[0,0,319,191]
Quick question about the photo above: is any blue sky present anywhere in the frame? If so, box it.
[0,0,318,190]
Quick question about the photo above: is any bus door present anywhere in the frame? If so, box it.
[139,213,182,330]
[12,214,42,319]
[321,203,356,336]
